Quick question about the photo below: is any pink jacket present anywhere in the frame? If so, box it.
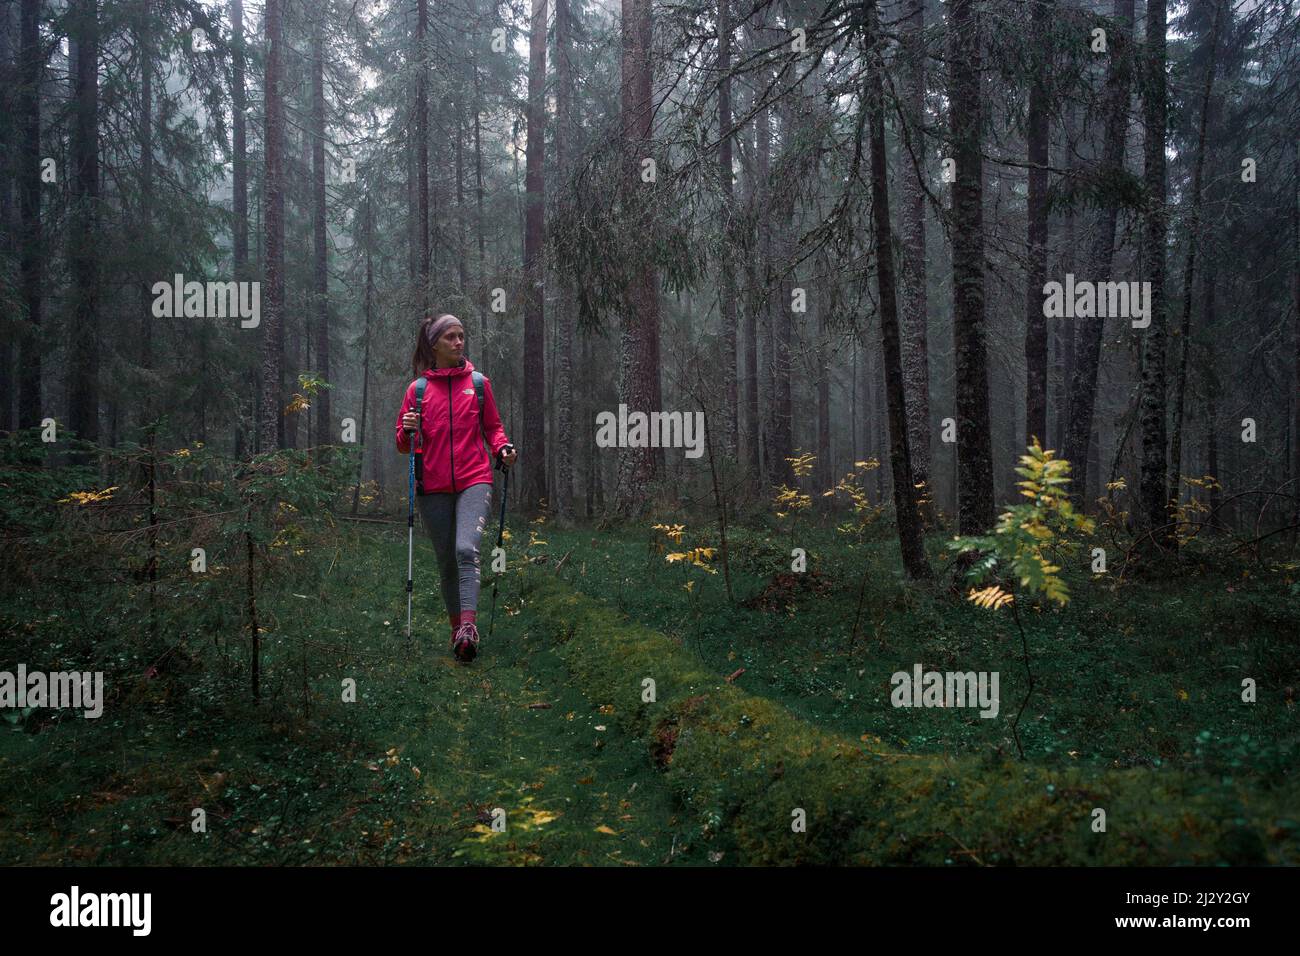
[395,358,510,494]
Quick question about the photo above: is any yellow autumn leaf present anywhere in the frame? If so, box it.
[968,585,1014,610]
[652,523,686,543]
[595,825,618,835]
[58,485,120,505]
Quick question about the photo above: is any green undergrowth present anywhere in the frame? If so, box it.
[518,568,1300,865]
[538,523,1299,780]
[0,526,692,865]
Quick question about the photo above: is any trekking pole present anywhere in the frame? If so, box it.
[406,428,416,641]
[405,397,422,642]
[487,445,514,639]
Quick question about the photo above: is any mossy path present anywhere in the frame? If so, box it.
[0,526,696,866]
[360,615,695,865]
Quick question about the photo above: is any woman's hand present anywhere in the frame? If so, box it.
[402,411,418,433]
[499,444,518,468]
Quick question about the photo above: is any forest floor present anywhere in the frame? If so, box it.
[1,517,1297,865]
[0,524,696,865]
[543,523,1299,776]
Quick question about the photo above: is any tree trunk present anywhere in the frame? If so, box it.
[899,0,933,516]
[816,302,831,493]
[457,84,467,298]
[754,11,776,488]
[474,51,486,344]
[353,195,374,516]
[232,0,252,457]
[866,3,931,579]
[582,328,596,517]
[312,18,331,448]
[522,0,548,514]
[408,111,418,291]
[771,94,796,487]
[131,1,155,490]
[1169,0,1224,520]
[743,105,760,481]
[0,2,12,432]
[259,0,286,452]
[286,121,311,451]
[1137,0,1169,537]
[717,0,739,457]
[614,0,662,515]
[1202,259,1220,528]
[1052,98,1077,453]
[16,0,41,430]
[232,0,248,274]
[67,0,100,447]
[555,0,576,516]
[948,0,995,533]
[1023,0,1053,448]
[416,0,430,319]
[1063,0,1134,503]
[850,340,858,465]
[1292,140,1300,542]
[872,346,885,503]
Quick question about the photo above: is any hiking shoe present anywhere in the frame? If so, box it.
[452,622,480,663]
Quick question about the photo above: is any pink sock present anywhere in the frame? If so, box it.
[461,610,477,626]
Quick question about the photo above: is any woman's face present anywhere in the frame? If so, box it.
[434,325,465,366]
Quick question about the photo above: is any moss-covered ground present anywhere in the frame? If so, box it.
[2,518,1296,864]
[0,524,696,865]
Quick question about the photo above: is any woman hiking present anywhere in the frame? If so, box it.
[396,313,517,663]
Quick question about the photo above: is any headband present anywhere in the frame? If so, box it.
[426,314,464,347]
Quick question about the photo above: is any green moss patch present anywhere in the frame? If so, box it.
[520,570,1299,865]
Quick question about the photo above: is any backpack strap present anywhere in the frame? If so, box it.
[413,377,427,495]
[473,370,499,463]
[471,371,484,418]
[471,371,487,449]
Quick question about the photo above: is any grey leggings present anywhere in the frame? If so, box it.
[417,482,494,620]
